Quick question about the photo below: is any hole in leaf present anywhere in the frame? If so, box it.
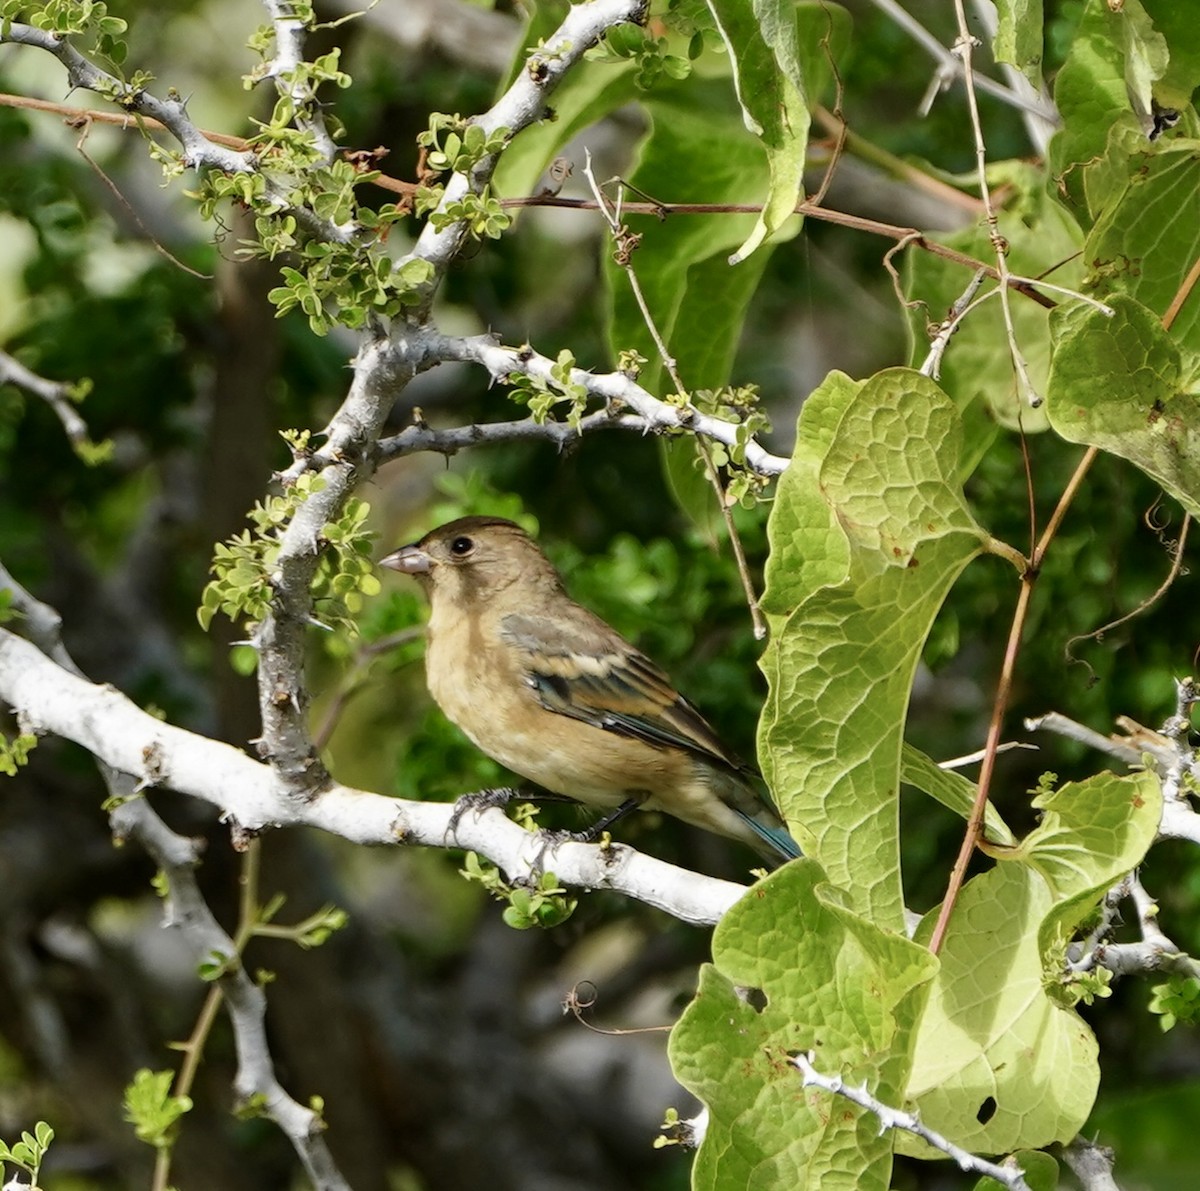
[735,985,768,1013]
[976,1096,997,1124]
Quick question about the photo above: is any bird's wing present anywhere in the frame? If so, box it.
[499,611,744,772]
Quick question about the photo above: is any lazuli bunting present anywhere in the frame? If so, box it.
[380,517,799,861]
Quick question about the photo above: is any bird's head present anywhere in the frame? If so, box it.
[379,516,560,605]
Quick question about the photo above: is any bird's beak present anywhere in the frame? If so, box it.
[379,544,431,575]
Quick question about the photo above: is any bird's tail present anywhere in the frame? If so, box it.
[738,810,802,863]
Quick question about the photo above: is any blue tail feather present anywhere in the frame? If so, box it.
[738,811,802,862]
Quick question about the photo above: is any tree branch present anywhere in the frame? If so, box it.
[376,408,649,464]
[862,0,1058,126]
[259,0,337,164]
[792,1052,1033,1190]
[0,23,254,174]
[415,329,790,475]
[253,337,415,796]
[110,796,351,1191]
[0,351,91,451]
[0,567,352,1187]
[0,626,746,927]
[402,0,646,308]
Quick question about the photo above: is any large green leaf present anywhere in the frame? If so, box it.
[491,0,644,204]
[492,62,641,203]
[906,770,1160,1154]
[976,1150,1061,1191]
[993,0,1045,83]
[603,80,799,526]
[704,0,810,263]
[1083,141,1200,372]
[1049,0,1138,221]
[758,369,860,636]
[760,369,991,929]
[906,864,1097,1154]
[900,744,1015,848]
[1141,0,1200,109]
[601,5,849,527]
[671,860,938,1189]
[1025,771,1161,984]
[604,82,793,394]
[1046,293,1200,516]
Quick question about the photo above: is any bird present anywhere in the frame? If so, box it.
[379,516,799,862]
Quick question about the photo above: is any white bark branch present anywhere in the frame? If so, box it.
[376,408,650,463]
[0,570,351,1187]
[1060,1137,1123,1191]
[0,627,747,927]
[0,351,91,450]
[110,796,350,1191]
[0,23,254,174]
[403,0,646,304]
[792,1052,1033,1190]
[418,329,790,475]
[861,0,1058,125]
[260,0,337,162]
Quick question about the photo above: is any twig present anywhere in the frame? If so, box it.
[260,0,337,164]
[1162,254,1200,330]
[0,27,253,173]
[929,445,1098,954]
[0,91,253,149]
[312,627,424,750]
[396,329,792,478]
[862,0,1058,125]
[0,568,351,1189]
[813,107,984,216]
[561,982,671,1036]
[1023,712,1143,767]
[72,117,212,279]
[580,155,767,639]
[968,0,1058,155]
[792,1052,1032,1190]
[806,16,847,212]
[0,351,91,450]
[1068,873,1200,981]
[1058,1137,1122,1191]
[950,3,1036,407]
[111,799,351,1191]
[919,269,987,378]
[1066,514,1190,657]
[937,740,1037,769]
[376,408,649,464]
[0,93,1061,310]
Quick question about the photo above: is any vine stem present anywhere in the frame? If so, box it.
[928,445,1097,954]
[0,91,1059,310]
[580,152,767,639]
[931,250,1200,953]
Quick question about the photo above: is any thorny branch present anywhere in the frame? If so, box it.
[0,567,351,1189]
[792,1052,1033,1190]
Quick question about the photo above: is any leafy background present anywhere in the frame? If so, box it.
[1,0,1199,1187]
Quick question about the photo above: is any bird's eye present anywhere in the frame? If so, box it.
[449,536,474,556]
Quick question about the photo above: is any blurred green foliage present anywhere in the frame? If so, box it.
[1,0,1199,1186]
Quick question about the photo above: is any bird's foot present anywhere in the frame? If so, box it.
[446,786,521,838]
[528,828,589,877]
[527,803,638,873]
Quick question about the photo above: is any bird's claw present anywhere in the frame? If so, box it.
[524,827,594,876]
[446,786,520,838]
